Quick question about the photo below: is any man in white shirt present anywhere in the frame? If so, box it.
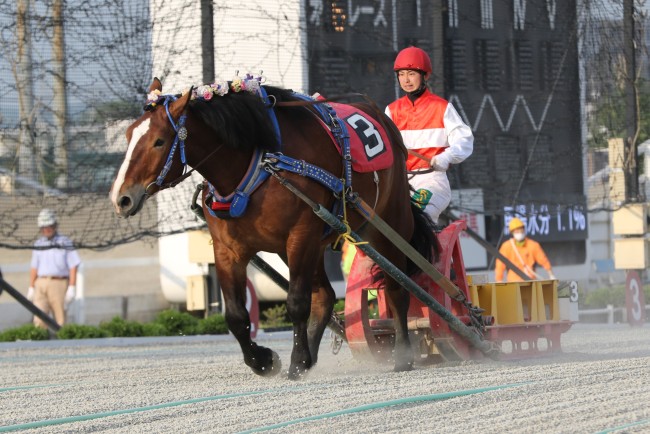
[28,209,81,328]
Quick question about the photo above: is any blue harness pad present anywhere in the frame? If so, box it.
[206,89,352,220]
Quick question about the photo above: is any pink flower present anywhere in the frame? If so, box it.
[202,89,213,100]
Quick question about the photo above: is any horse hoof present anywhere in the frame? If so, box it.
[287,366,308,381]
[251,350,282,377]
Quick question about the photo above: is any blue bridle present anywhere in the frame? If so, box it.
[152,95,188,188]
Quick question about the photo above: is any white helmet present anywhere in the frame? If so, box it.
[37,209,57,228]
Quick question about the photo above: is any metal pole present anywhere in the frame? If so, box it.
[623,0,639,201]
[201,0,215,84]
[444,211,531,281]
[0,278,61,332]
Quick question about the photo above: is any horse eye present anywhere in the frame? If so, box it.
[154,138,165,148]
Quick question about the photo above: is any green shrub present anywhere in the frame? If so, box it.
[153,309,199,336]
[197,314,228,335]
[141,322,168,337]
[582,284,650,308]
[0,324,50,342]
[261,304,289,328]
[333,299,345,313]
[99,316,145,337]
[57,324,109,339]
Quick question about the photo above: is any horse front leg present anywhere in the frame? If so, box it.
[285,247,320,380]
[216,256,281,377]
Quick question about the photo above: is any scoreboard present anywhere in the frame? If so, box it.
[306,0,585,265]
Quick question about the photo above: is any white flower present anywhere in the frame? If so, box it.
[211,80,229,96]
[147,89,161,103]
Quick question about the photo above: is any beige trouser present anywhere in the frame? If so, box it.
[33,277,67,328]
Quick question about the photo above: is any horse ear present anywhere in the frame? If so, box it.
[149,77,162,93]
[169,86,193,120]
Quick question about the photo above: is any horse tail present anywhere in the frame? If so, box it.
[406,202,440,276]
[369,202,440,284]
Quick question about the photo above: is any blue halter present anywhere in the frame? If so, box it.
[154,95,188,187]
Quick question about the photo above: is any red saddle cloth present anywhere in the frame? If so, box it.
[320,103,394,173]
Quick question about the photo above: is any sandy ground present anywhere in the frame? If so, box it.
[1,323,649,433]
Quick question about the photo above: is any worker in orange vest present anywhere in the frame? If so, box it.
[495,217,555,282]
[385,46,474,224]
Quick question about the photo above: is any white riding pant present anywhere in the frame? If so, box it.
[409,171,451,224]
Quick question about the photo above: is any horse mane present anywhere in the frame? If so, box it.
[187,85,297,153]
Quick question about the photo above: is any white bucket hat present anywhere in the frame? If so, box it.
[37,209,57,228]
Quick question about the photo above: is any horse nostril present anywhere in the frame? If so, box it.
[118,195,132,210]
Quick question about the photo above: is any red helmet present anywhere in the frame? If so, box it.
[393,47,432,75]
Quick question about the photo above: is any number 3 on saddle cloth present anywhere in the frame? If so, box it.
[204,101,394,219]
[321,103,393,171]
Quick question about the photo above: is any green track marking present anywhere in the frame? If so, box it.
[594,418,650,434]
[239,382,529,433]
[0,386,311,432]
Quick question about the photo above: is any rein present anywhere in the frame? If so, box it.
[407,150,435,175]
[145,143,225,196]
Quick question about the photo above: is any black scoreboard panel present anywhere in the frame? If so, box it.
[307,1,586,265]
[306,1,439,105]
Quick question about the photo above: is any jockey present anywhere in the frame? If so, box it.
[385,46,474,223]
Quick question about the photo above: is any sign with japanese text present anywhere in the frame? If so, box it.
[503,201,588,242]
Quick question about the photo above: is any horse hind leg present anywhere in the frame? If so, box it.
[370,237,414,372]
[383,275,414,371]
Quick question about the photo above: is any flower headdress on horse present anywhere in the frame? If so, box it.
[145,72,265,108]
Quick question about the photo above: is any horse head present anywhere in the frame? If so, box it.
[110,78,191,218]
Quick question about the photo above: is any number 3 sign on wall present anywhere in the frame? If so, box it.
[625,270,646,327]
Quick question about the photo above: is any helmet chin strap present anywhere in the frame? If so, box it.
[407,81,427,103]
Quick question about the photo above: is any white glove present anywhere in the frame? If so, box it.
[430,155,450,172]
[65,285,76,306]
[549,272,556,280]
[27,286,35,301]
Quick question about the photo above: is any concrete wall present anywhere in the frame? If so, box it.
[0,241,168,330]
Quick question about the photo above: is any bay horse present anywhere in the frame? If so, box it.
[110,77,437,379]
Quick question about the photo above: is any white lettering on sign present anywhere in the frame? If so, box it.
[546,0,556,30]
[569,281,579,303]
[524,204,551,236]
[348,0,387,27]
[626,271,645,326]
[346,113,386,158]
[308,0,322,25]
[514,0,526,30]
[503,203,587,239]
[481,0,494,29]
[448,0,458,28]
[556,205,586,232]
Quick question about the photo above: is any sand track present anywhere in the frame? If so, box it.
[1,323,649,433]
